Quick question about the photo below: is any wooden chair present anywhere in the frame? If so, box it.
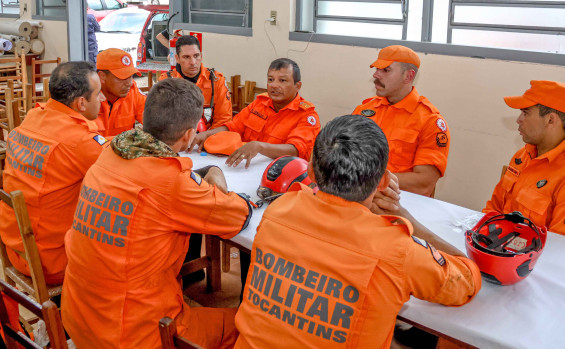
[30,57,61,99]
[179,235,220,292]
[0,80,27,187]
[139,71,155,93]
[159,317,204,349]
[0,51,27,110]
[0,279,67,349]
[0,189,62,305]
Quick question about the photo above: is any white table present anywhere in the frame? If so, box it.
[182,151,565,349]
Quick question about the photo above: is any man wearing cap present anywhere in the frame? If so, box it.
[159,35,232,131]
[0,61,106,284]
[484,80,565,236]
[353,45,449,197]
[191,58,320,169]
[96,48,146,137]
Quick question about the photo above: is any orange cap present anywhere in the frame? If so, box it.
[96,48,141,79]
[370,45,420,69]
[204,131,245,155]
[504,80,565,113]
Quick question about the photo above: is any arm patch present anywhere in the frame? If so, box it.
[93,135,109,146]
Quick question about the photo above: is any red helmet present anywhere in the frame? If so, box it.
[257,156,314,203]
[465,211,547,286]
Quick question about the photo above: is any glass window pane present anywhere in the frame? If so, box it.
[191,13,246,27]
[1,0,20,14]
[431,0,449,43]
[316,20,403,39]
[453,5,565,28]
[190,0,246,12]
[105,0,122,10]
[87,0,103,11]
[317,1,403,20]
[405,0,422,41]
[452,29,565,53]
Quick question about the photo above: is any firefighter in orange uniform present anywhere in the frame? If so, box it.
[353,45,449,197]
[95,48,146,137]
[484,80,565,235]
[61,78,252,349]
[0,62,106,284]
[159,35,232,130]
[192,58,320,168]
[234,115,481,348]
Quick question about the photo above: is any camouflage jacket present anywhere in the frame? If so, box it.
[111,129,178,160]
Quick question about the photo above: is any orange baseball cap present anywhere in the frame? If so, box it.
[504,80,565,113]
[370,45,420,69]
[204,131,246,155]
[97,48,141,79]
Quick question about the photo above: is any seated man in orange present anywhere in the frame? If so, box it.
[61,78,253,349]
[234,115,481,348]
[484,80,565,235]
[0,61,106,284]
[95,48,146,137]
[192,58,321,168]
[159,35,232,130]
[353,45,449,197]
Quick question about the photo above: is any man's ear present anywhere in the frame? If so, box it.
[295,81,302,91]
[185,128,196,144]
[97,71,106,84]
[75,96,87,112]
[377,170,390,191]
[404,69,416,84]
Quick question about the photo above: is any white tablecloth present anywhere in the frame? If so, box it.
[182,151,565,349]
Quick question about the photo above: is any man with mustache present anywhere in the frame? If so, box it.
[191,58,321,168]
[354,45,449,197]
[484,80,565,235]
[159,35,232,131]
[95,48,147,137]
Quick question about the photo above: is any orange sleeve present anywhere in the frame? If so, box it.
[158,72,168,81]
[74,132,108,175]
[210,74,233,129]
[404,237,481,307]
[169,170,250,239]
[224,103,252,136]
[131,81,146,124]
[483,179,505,214]
[412,114,450,177]
[548,182,565,235]
[285,110,321,160]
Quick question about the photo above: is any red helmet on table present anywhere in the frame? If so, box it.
[257,156,314,202]
[465,211,547,286]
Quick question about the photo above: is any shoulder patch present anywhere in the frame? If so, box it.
[360,109,376,117]
[299,101,314,110]
[306,115,317,126]
[419,96,441,114]
[412,236,428,249]
[436,132,448,147]
[190,171,202,185]
[436,118,447,132]
[429,244,446,266]
[93,135,109,146]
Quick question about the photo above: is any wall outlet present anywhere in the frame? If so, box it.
[270,10,277,25]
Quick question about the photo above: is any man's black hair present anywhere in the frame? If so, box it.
[268,58,301,83]
[175,35,201,56]
[49,61,97,107]
[312,115,389,202]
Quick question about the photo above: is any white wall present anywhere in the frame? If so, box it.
[191,0,565,211]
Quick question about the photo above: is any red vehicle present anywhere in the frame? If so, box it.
[135,5,171,72]
[87,0,130,22]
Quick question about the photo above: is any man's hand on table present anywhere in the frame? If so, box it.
[226,141,262,169]
[370,171,401,215]
[203,166,228,194]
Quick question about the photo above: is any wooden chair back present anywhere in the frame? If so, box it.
[30,57,61,98]
[0,279,68,349]
[0,80,26,134]
[159,317,204,349]
[229,75,267,115]
[0,189,62,304]
[138,71,155,93]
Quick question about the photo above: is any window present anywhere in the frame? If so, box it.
[0,0,19,15]
[294,0,565,65]
[105,0,122,11]
[36,0,67,18]
[176,0,253,36]
[87,0,103,11]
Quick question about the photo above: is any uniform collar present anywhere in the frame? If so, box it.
[315,190,371,212]
[260,93,303,112]
[45,98,99,131]
[381,87,420,113]
[526,138,565,163]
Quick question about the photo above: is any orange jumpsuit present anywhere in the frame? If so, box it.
[95,80,146,137]
[484,140,565,235]
[353,88,450,176]
[159,64,232,129]
[61,147,251,349]
[235,185,481,349]
[225,93,320,160]
[0,99,107,284]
